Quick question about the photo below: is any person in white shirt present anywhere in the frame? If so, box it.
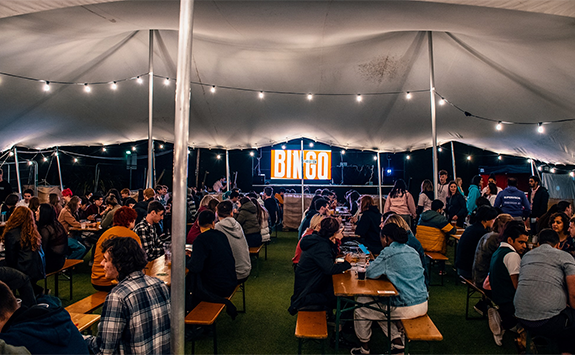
[481,173,503,196]
[15,189,33,208]
[437,170,449,204]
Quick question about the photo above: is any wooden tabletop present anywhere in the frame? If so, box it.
[145,255,172,286]
[332,271,398,297]
[69,312,101,332]
[70,226,100,232]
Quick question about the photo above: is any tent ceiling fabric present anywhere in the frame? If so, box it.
[1,1,575,164]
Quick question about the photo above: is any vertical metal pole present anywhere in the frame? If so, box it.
[147,30,155,189]
[195,148,200,187]
[377,151,382,212]
[55,148,63,192]
[13,148,22,194]
[530,159,536,177]
[451,141,457,182]
[225,150,230,193]
[301,140,305,215]
[428,31,439,199]
[172,0,195,353]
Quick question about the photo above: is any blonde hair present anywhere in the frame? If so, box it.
[309,214,326,231]
[493,214,513,234]
[199,195,214,208]
[383,213,412,233]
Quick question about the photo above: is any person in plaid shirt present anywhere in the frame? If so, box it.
[86,237,170,355]
[134,201,169,261]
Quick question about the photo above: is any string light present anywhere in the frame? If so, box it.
[281,145,286,150]
[73,158,78,163]
[406,92,412,99]
[309,142,314,148]
[111,81,117,90]
[27,160,32,165]
[439,98,445,105]
[54,152,58,156]
[496,121,502,131]
[216,154,221,159]
[373,155,377,161]
[84,83,91,93]
[537,122,544,133]
[159,144,164,149]
[467,155,472,160]
[8,151,13,156]
[341,150,346,155]
[356,94,362,102]
[406,155,411,160]
[136,76,143,84]
[131,146,136,151]
[550,167,556,173]
[538,166,542,171]
[438,147,442,152]
[164,78,170,86]
[307,94,313,101]
[249,151,255,157]
[43,156,47,162]
[102,147,107,152]
[43,81,50,92]
[259,91,264,99]
[498,155,502,160]
[210,85,216,93]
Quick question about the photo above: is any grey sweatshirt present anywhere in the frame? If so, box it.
[215,217,252,280]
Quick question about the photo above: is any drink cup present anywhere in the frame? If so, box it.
[357,262,367,280]
[81,222,86,229]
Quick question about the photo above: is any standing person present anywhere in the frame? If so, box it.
[58,196,87,260]
[488,221,529,346]
[85,237,170,355]
[416,179,434,216]
[215,201,251,283]
[0,207,45,295]
[446,181,467,227]
[528,175,549,233]
[289,218,351,315]
[481,173,503,195]
[213,176,226,193]
[36,204,68,274]
[235,197,262,248]
[455,206,498,279]
[0,169,12,204]
[15,189,34,208]
[91,207,140,292]
[252,197,271,244]
[483,183,498,206]
[456,177,465,197]
[437,170,449,205]
[351,223,428,355]
[274,188,285,224]
[466,175,483,217]
[383,179,416,228]
[493,177,531,221]
[263,187,279,230]
[355,195,383,254]
[133,201,168,262]
[549,212,575,257]
[514,229,575,354]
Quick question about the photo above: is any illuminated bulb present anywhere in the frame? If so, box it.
[159,144,164,149]
[373,156,378,161]
[570,172,574,178]
[137,76,143,84]
[210,85,216,93]
[537,122,544,133]
[356,94,362,102]
[102,147,107,152]
[54,152,58,156]
[307,94,313,101]
[43,81,50,92]
[439,98,445,105]
[551,168,556,173]
[73,158,78,163]
[259,91,264,99]
[27,161,32,166]
[216,154,221,159]
[131,146,136,151]
[341,150,346,155]
[496,121,502,131]
[281,145,286,150]
[538,166,542,171]
[8,151,13,156]
[527,159,532,163]
[111,82,117,90]
[164,78,170,85]
[467,155,471,160]
[249,152,255,157]
[438,147,442,152]
[126,150,131,155]
[187,150,190,155]
[309,142,314,148]
[498,155,502,160]
[43,157,47,162]
[406,155,411,160]
[84,83,91,92]
[406,92,412,99]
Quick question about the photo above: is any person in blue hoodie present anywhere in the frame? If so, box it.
[351,223,428,355]
[493,177,531,220]
[467,175,483,216]
[0,281,88,355]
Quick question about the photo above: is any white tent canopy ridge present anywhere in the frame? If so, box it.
[1,0,575,163]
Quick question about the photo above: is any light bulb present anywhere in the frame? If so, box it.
[249,152,255,157]
[159,144,164,149]
[43,82,50,92]
[73,158,78,163]
[281,145,286,150]
[551,168,556,173]
[27,161,32,166]
[570,172,574,177]
[527,159,532,163]
[8,151,13,156]
[210,85,216,93]
[126,150,131,155]
[43,157,47,162]
[439,98,445,105]
[356,94,362,102]
[538,166,542,171]
[102,147,107,152]
[406,155,411,160]
[307,94,313,101]
[132,146,136,151]
[309,142,314,148]
[341,150,346,155]
[537,122,544,133]
[406,92,412,99]
[137,76,143,84]
[373,156,377,161]
[496,121,502,131]
[164,78,170,86]
[438,147,442,152]
[467,155,471,160]
[259,91,264,99]
[111,82,117,90]
[84,84,91,92]
[216,154,221,159]
[498,155,502,160]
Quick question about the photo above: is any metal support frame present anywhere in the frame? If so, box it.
[428,31,439,199]
[451,141,457,182]
[147,29,155,188]
[55,148,63,191]
[377,151,382,212]
[225,150,230,193]
[300,139,305,215]
[13,148,22,194]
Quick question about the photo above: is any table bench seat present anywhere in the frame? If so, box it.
[65,291,108,314]
[69,312,101,333]
[401,314,442,353]
[425,252,449,286]
[295,311,327,354]
[44,259,84,299]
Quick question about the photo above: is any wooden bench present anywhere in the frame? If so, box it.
[69,312,101,334]
[249,244,264,277]
[295,311,328,354]
[44,259,84,299]
[185,302,226,354]
[425,252,449,286]
[65,291,108,314]
[460,275,495,320]
[401,314,443,354]
[228,282,246,313]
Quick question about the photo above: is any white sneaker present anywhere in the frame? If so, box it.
[350,346,370,354]
[488,307,504,346]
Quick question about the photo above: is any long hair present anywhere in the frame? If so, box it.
[360,195,374,213]
[389,179,407,199]
[420,179,433,193]
[67,196,81,213]
[251,197,265,227]
[37,203,57,229]
[0,206,41,251]
[383,213,412,233]
[447,181,460,197]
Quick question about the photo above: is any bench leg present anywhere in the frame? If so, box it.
[213,323,218,354]
[70,268,73,299]
[241,282,246,313]
[321,339,325,355]
[54,272,59,298]
[298,338,302,355]
[265,242,268,261]
[192,340,195,354]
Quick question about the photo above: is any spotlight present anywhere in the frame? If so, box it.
[309,142,314,148]
[386,168,393,175]
[210,85,216,93]
[43,81,50,92]
[537,122,544,133]
[356,94,362,102]
[496,121,502,131]
[406,92,412,99]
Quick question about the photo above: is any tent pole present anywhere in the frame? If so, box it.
[451,141,457,183]
[55,148,63,192]
[226,149,230,193]
[428,31,438,199]
[377,151,382,212]
[530,159,537,177]
[195,148,200,187]
[171,0,195,353]
[13,148,22,194]
[147,29,155,189]
[301,139,305,215]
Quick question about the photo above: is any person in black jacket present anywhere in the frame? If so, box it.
[446,181,467,227]
[355,195,383,254]
[263,187,279,229]
[289,218,352,315]
[528,175,549,233]
[298,198,329,239]
[455,206,498,279]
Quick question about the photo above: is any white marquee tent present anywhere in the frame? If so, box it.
[1,0,575,164]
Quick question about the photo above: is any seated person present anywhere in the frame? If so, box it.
[91,207,141,292]
[0,281,88,354]
[298,198,329,239]
[0,267,36,308]
[292,214,325,268]
[415,199,455,255]
[472,214,513,288]
[289,218,351,315]
[352,223,428,355]
[235,197,262,248]
[455,206,498,279]
[186,210,238,316]
[488,220,528,346]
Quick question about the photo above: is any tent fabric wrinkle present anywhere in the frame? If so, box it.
[0,0,575,163]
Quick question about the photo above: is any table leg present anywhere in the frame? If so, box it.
[335,296,341,353]
[387,297,391,355]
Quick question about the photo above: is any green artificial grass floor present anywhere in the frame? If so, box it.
[50,231,521,354]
